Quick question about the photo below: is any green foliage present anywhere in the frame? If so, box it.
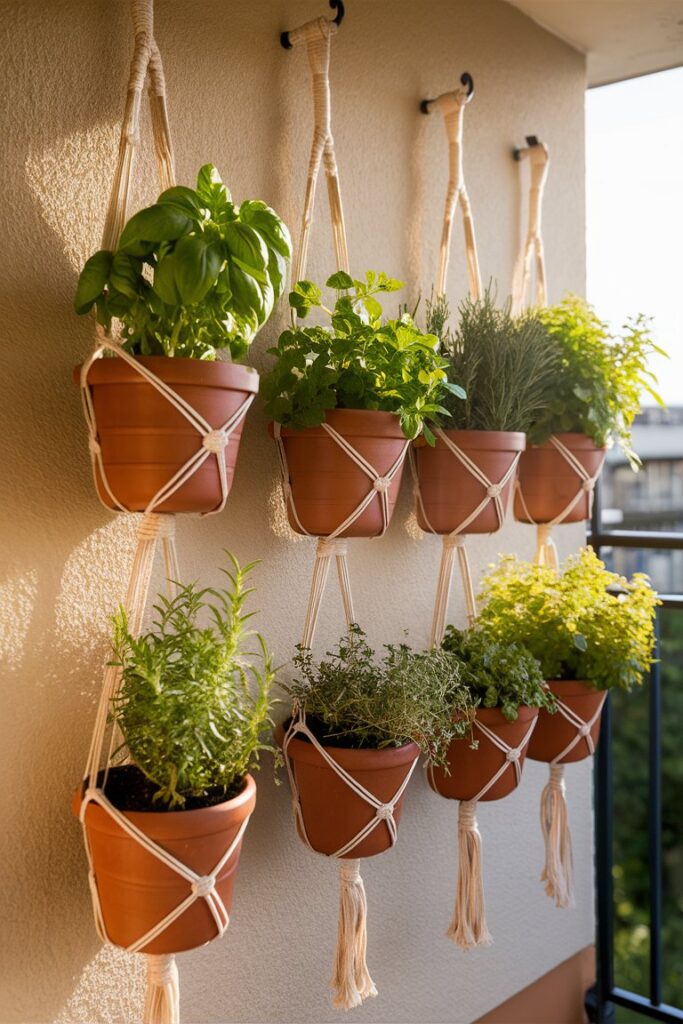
[282,625,475,765]
[110,554,276,808]
[528,296,665,467]
[75,165,291,360]
[261,271,465,442]
[441,626,554,721]
[475,547,659,691]
[426,289,558,432]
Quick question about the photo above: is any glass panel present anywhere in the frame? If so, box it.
[660,608,683,1007]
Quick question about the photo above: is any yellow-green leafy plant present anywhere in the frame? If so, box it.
[475,547,659,692]
[111,554,276,808]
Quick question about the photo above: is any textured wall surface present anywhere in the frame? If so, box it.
[0,2,589,1022]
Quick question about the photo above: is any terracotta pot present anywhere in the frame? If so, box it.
[270,409,407,537]
[514,433,606,525]
[276,723,418,858]
[75,357,259,514]
[414,430,526,535]
[72,773,256,955]
[527,680,605,764]
[427,705,539,803]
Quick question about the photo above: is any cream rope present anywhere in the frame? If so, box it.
[410,430,521,643]
[428,714,537,949]
[538,692,607,908]
[285,13,349,295]
[423,81,481,300]
[282,711,418,1008]
[511,138,549,317]
[516,435,604,570]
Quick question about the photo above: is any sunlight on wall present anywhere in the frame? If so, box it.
[52,946,144,1024]
[0,571,38,670]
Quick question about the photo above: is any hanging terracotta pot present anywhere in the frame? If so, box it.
[72,772,256,955]
[527,680,605,763]
[270,409,407,538]
[427,706,538,802]
[276,723,418,858]
[75,356,259,514]
[514,433,606,525]
[414,430,525,534]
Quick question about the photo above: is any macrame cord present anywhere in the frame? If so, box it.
[282,711,419,1007]
[410,428,522,641]
[539,692,606,909]
[423,82,482,300]
[427,714,537,949]
[77,5,253,1022]
[510,139,549,317]
[516,435,604,571]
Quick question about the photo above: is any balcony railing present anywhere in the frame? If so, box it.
[587,485,683,1023]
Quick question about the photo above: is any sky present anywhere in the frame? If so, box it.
[586,67,683,406]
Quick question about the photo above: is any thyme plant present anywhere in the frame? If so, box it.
[283,625,474,766]
[475,548,659,692]
[426,289,557,432]
[111,555,276,808]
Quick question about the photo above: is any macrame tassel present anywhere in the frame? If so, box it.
[447,801,492,950]
[535,524,559,570]
[330,859,377,1011]
[143,954,179,1024]
[540,763,575,908]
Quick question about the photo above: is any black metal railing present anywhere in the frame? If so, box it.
[587,485,683,1024]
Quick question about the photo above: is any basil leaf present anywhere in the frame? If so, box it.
[74,249,112,313]
[173,236,223,304]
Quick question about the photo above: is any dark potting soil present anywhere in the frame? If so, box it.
[92,765,245,813]
[288,715,408,751]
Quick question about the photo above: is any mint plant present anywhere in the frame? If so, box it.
[75,165,291,360]
[261,271,465,442]
[110,554,276,808]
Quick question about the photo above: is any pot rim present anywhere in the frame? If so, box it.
[473,704,540,726]
[414,429,526,451]
[526,432,608,453]
[544,679,604,697]
[275,722,420,769]
[75,356,259,393]
[270,407,405,440]
[73,772,257,839]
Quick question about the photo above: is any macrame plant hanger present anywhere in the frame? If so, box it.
[76,5,254,1022]
[417,73,487,641]
[277,4,416,1008]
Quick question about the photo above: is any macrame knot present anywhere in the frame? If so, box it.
[375,803,393,821]
[339,859,361,885]
[486,484,502,498]
[137,513,176,542]
[88,436,102,456]
[146,953,177,988]
[202,430,228,454]
[582,479,594,492]
[191,875,215,898]
[506,747,521,762]
[579,723,591,737]
[549,763,566,791]
[372,476,391,493]
[458,800,477,831]
[317,537,347,559]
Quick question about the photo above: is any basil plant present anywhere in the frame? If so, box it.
[75,165,291,360]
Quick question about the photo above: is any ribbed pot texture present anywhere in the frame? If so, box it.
[271,409,407,537]
[427,705,539,802]
[414,430,526,534]
[276,723,418,858]
[514,433,606,525]
[76,356,259,514]
[73,773,256,955]
[527,680,605,764]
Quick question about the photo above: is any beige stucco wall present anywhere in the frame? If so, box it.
[0,2,590,1022]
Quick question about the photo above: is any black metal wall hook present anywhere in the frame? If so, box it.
[420,71,474,114]
[513,134,541,160]
[281,0,345,49]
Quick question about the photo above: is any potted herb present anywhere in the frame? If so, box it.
[414,290,555,535]
[262,271,463,537]
[74,164,291,513]
[475,547,658,907]
[276,625,473,858]
[74,555,275,954]
[430,627,554,802]
[515,295,664,525]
